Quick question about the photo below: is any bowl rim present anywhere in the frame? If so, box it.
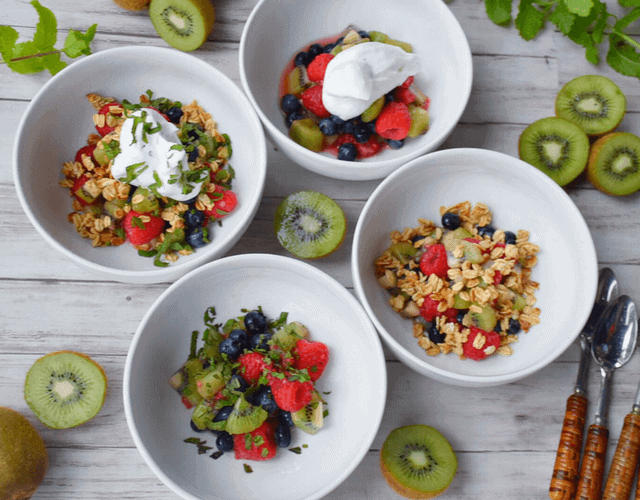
[123,252,388,500]
[238,0,473,174]
[12,45,268,280]
[351,147,599,385]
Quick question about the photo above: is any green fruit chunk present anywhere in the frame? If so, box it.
[225,395,268,435]
[289,118,325,152]
[284,66,309,96]
[407,105,430,138]
[190,399,216,430]
[131,187,160,213]
[385,38,412,53]
[513,294,527,311]
[387,242,417,264]
[148,0,216,52]
[292,392,324,435]
[195,364,228,401]
[452,292,471,309]
[361,96,385,123]
[271,321,309,351]
[468,303,497,331]
[442,227,472,252]
[461,240,483,263]
[168,357,204,407]
[369,31,389,43]
[104,198,127,218]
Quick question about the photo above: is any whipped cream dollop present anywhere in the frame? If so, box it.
[111,108,202,202]
[322,42,422,120]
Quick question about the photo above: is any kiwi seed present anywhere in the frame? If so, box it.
[518,116,590,186]
[587,132,640,196]
[291,391,324,435]
[148,0,215,52]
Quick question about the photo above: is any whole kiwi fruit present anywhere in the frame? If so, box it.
[112,0,151,10]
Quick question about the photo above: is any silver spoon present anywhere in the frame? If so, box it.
[575,295,638,500]
[550,268,618,500]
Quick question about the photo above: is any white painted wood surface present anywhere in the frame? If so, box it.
[2,1,640,498]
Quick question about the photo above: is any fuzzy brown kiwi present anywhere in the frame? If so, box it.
[148,0,215,52]
[112,0,151,10]
[586,132,640,196]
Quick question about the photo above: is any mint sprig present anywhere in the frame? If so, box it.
[482,0,640,78]
[0,1,97,76]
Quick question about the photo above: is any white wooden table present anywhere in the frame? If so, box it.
[2,1,640,498]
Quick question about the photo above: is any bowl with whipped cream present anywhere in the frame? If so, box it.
[239,0,473,181]
[13,46,267,284]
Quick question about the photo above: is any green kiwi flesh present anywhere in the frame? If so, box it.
[24,351,107,429]
[518,117,589,186]
[555,75,626,136]
[274,190,347,259]
[380,424,457,499]
[225,395,268,434]
[587,132,640,196]
[291,392,324,435]
[148,0,215,52]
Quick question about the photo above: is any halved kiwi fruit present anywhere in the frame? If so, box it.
[274,190,347,259]
[587,132,640,196]
[380,424,457,499]
[518,116,590,186]
[148,0,215,52]
[555,75,626,136]
[291,391,324,435]
[24,351,107,429]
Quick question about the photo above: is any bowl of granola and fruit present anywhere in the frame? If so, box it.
[352,148,598,387]
[239,0,472,181]
[13,46,267,283]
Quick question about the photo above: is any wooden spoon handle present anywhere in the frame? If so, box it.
[575,424,609,500]
[603,412,640,500]
[550,394,589,500]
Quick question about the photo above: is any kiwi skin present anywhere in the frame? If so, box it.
[112,0,151,10]
[149,0,215,52]
[587,132,640,196]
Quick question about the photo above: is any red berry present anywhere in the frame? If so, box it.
[181,396,195,409]
[422,97,431,111]
[300,85,331,119]
[233,420,277,461]
[306,53,334,82]
[238,352,269,384]
[401,76,414,88]
[123,210,165,246]
[393,86,417,105]
[419,294,456,323]
[95,103,124,136]
[204,185,238,219]
[74,144,97,164]
[326,133,384,159]
[269,376,313,413]
[493,271,503,285]
[463,326,501,361]
[419,244,449,278]
[72,175,98,207]
[293,339,329,382]
[375,101,412,140]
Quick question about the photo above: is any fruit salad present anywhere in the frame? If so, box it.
[279,27,430,161]
[169,307,330,461]
[59,90,237,267]
[374,202,541,361]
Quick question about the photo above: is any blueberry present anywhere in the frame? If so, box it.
[219,337,242,360]
[364,120,377,133]
[427,323,446,344]
[441,212,461,230]
[478,225,495,238]
[508,318,521,334]
[358,30,370,38]
[229,329,250,349]
[279,411,294,427]
[216,431,234,452]
[280,94,301,114]
[330,114,346,131]
[319,117,337,136]
[250,332,272,351]
[494,323,503,333]
[323,43,336,53]
[308,43,323,58]
[186,227,207,249]
[387,139,404,149]
[256,386,278,413]
[337,143,357,161]
[213,405,233,422]
[228,373,248,392]
[187,145,199,162]
[184,208,205,228]
[385,91,395,102]
[353,126,370,143]
[244,310,268,334]
[165,106,183,124]
[456,310,468,324]
[285,111,304,128]
[186,126,203,141]
[505,231,517,245]
[294,51,310,66]
[274,422,292,448]
[343,118,358,135]
[190,419,205,433]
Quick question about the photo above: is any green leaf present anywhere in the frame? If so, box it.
[592,4,611,44]
[606,34,640,78]
[8,41,46,74]
[485,0,513,25]
[565,0,593,16]
[0,26,19,64]
[549,1,576,34]
[515,0,546,40]
[41,52,67,75]
[63,24,97,59]
[619,0,640,7]
[615,7,640,30]
[31,0,57,51]
[585,45,600,64]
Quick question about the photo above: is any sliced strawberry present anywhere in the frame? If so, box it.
[204,185,238,219]
[300,85,331,119]
[74,144,97,164]
[393,86,417,105]
[268,375,313,413]
[96,103,124,136]
[419,244,449,278]
[292,339,329,382]
[306,53,334,82]
[375,101,411,140]
[463,326,501,361]
[233,420,277,461]
[325,133,384,159]
[493,271,503,285]
[401,76,414,88]
[123,210,165,246]
[237,352,269,384]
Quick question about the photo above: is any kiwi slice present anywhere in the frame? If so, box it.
[380,424,457,499]
[587,132,640,196]
[271,321,309,351]
[441,227,472,252]
[225,395,268,435]
[148,0,215,52]
[518,116,590,186]
[289,118,325,152]
[292,391,324,435]
[274,190,347,259]
[555,75,626,136]
[24,351,107,429]
[467,303,497,331]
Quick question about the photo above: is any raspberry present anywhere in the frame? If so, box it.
[463,326,501,361]
[123,210,165,246]
[419,244,449,278]
[237,352,269,384]
[233,420,277,461]
[393,86,417,105]
[401,76,414,88]
[493,271,503,285]
[306,53,334,82]
[204,184,238,219]
[95,103,123,136]
[375,101,411,140]
[300,85,331,119]
[269,376,313,413]
[293,339,329,382]
[419,295,457,323]
[327,133,384,159]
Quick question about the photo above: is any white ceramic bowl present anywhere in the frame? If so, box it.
[239,0,472,181]
[352,148,598,387]
[123,253,386,500]
[13,46,267,284]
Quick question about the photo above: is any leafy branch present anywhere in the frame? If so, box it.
[0,0,97,76]
[483,0,640,78]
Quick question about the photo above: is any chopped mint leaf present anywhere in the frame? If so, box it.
[485,0,513,25]
[607,34,640,78]
[63,25,97,58]
[131,216,145,229]
[190,330,199,359]
[243,464,253,473]
[184,437,212,455]
[515,0,546,40]
[565,0,593,16]
[288,447,302,454]
[137,249,157,258]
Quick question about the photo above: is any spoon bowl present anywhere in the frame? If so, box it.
[592,295,638,370]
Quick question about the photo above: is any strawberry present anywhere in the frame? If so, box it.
[292,339,329,382]
[419,295,457,323]
[204,185,238,219]
[393,86,417,105]
[493,270,503,285]
[375,101,411,140]
[74,144,97,164]
[268,375,313,413]
[326,133,384,159]
[306,53,334,82]
[401,76,414,88]
[463,326,501,361]
[233,420,277,461]
[237,352,269,384]
[123,210,165,246]
[419,244,449,278]
[95,103,124,136]
[300,85,331,119]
